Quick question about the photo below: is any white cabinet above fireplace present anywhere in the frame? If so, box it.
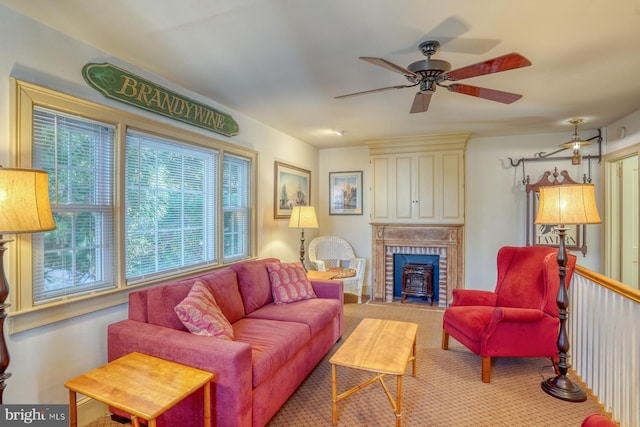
[367,133,469,224]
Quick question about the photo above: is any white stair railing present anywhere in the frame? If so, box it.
[570,267,640,427]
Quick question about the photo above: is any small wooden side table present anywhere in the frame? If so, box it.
[64,352,214,427]
[306,270,338,280]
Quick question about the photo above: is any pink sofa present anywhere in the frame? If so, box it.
[107,258,344,427]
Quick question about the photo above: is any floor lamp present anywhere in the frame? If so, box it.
[535,183,601,402]
[288,206,318,270]
[0,167,56,403]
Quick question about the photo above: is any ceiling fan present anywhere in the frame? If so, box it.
[335,40,532,113]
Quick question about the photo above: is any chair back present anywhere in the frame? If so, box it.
[308,236,356,266]
[494,246,576,316]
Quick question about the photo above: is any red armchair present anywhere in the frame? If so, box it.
[441,245,577,383]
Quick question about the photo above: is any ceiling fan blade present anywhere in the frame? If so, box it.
[410,92,432,113]
[444,53,531,81]
[447,84,523,104]
[335,83,418,99]
[359,57,418,78]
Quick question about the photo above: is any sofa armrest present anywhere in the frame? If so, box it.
[108,320,253,427]
[311,279,344,300]
[451,289,497,307]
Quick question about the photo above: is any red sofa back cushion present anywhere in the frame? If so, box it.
[142,268,245,330]
[230,258,280,314]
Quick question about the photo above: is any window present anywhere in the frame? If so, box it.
[223,154,251,262]
[11,80,256,331]
[31,106,116,304]
[125,131,218,281]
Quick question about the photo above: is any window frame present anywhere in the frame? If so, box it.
[8,79,257,333]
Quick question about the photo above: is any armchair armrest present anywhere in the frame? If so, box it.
[492,307,545,323]
[311,260,326,271]
[451,289,497,307]
[346,257,366,281]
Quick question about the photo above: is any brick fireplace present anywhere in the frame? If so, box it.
[371,224,463,307]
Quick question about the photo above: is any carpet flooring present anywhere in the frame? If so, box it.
[87,301,607,426]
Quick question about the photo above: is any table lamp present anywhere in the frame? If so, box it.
[288,206,318,270]
[0,167,56,403]
[535,183,601,402]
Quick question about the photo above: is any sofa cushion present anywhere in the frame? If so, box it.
[146,268,244,330]
[200,269,245,324]
[174,280,234,340]
[232,318,310,387]
[231,258,279,314]
[146,282,192,331]
[266,262,316,304]
[247,298,341,335]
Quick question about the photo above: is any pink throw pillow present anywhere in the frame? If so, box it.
[267,262,317,304]
[174,280,234,340]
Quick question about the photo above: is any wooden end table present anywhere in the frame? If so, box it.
[330,318,418,427]
[306,270,338,280]
[64,352,214,427]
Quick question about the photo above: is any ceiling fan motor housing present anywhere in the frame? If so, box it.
[407,59,452,81]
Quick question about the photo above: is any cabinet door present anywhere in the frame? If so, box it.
[371,156,391,221]
[441,151,464,222]
[416,154,436,221]
[394,155,413,220]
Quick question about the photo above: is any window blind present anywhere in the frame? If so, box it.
[125,131,218,281]
[31,106,116,304]
[223,153,252,262]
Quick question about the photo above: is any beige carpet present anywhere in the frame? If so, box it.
[88,301,607,427]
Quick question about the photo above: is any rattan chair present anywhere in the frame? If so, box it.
[308,236,366,303]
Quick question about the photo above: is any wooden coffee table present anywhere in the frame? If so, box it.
[64,352,214,427]
[330,318,418,426]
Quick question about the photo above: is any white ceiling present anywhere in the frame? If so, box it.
[3,0,640,148]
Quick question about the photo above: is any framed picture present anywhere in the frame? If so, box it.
[329,171,363,215]
[274,161,311,219]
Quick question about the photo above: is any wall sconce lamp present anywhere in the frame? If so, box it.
[535,184,601,402]
[0,167,56,403]
[288,206,318,270]
[559,119,592,165]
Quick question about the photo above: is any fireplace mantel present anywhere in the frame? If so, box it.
[371,223,464,306]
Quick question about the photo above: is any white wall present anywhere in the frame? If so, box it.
[0,5,317,406]
[318,146,371,291]
[603,108,640,154]
[465,132,602,291]
[319,130,604,293]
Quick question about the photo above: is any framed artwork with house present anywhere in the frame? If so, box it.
[525,168,589,256]
[274,161,311,219]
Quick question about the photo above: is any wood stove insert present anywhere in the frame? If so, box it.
[401,263,434,304]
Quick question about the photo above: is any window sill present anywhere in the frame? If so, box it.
[8,288,130,334]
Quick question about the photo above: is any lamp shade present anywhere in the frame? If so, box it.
[0,168,56,234]
[288,206,318,229]
[535,184,602,226]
